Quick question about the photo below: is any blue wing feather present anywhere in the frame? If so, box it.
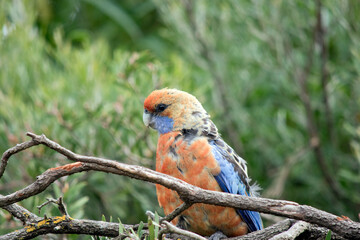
[210,141,263,232]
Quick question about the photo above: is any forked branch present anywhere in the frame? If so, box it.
[0,133,359,239]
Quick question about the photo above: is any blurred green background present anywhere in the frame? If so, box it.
[1,0,360,238]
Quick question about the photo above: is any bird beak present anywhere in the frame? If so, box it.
[143,109,155,129]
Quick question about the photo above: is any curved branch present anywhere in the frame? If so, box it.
[232,219,345,240]
[0,194,41,225]
[0,139,40,178]
[1,133,360,239]
[230,219,295,240]
[160,220,207,240]
[270,221,310,240]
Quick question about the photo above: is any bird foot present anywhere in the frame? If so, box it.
[208,231,227,240]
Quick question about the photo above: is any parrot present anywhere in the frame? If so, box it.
[143,88,263,238]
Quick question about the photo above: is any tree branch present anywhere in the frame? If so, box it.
[37,197,69,217]
[269,221,310,240]
[161,202,193,223]
[0,217,134,240]
[160,220,207,240]
[0,139,40,178]
[0,196,136,239]
[1,133,360,239]
[0,194,41,225]
[230,219,296,240]
[232,219,344,240]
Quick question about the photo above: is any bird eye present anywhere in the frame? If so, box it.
[156,103,168,113]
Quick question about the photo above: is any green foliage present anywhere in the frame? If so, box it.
[0,0,173,235]
[325,230,332,240]
[147,212,160,240]
[148,218,155,240]
[153,0,360,218]
[1,0,360,238]
[116,217,145,240]
[137,220,145,239]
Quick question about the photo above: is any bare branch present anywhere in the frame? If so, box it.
[37,197,69,217]
[269,221,310,240]
[160,220,207,240]
[1,133,360,239]
[0,139,40,178]
[0,195,41,225]
[230,219,295,240]
[232,219,344,240]
[0,217,134,240]
[162,202,193,223]
[0,162,95,207]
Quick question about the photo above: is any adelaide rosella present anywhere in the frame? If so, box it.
[143,88,263,237]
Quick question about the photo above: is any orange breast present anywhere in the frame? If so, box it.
[156,132,248,237]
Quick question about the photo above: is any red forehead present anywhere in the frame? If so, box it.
[144,88,195,113]
[144,92,159,111]
[144,89,172,111]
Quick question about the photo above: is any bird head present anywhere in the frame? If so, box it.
[143,88,215,135]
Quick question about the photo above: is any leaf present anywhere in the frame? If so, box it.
[129,227,139,240]
[325,230,331,240]
[148,217,155,240]
[154,211,160,237]
[118,218,125,234]
[137,221,144,238]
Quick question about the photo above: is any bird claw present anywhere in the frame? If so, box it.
[208,231,227,240]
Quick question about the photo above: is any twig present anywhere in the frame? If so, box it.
[37,197,69,217]
[232,219,344,240]
[1,133,360,239]
[159,220,207,240]
[162,202,192,223]
[229,219,295,240]
[0,139,40,178]
[145,210,156,221]
[269,221,310,240]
